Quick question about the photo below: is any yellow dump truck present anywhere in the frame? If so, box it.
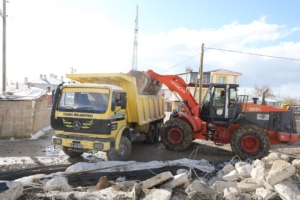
[50,71,165,160]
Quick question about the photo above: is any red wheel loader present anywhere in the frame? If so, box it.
[129,69,299,159]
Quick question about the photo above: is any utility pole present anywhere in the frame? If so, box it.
[70,67,77,74]
[131,5,138,70]
[2,0,6,94]
[198,43,204,103]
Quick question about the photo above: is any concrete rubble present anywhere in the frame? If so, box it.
[1,153,300,199]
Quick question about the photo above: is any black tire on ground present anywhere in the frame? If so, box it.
[62,147,84,158]
[145,124,155,144]
[106,136,132,161]
[154,122,161,141]
[160,118,193,151]
[230,124,270,160]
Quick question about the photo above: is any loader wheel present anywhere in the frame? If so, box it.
[106,136,131,161]
[230,124,270,160]
[161,118,193,151]
[62,147,84,158]
[154,122,161,141]
[145,124,155,144]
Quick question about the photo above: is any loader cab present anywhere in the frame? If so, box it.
[200,84,239,124]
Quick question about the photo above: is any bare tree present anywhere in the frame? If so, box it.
[282,96,298,105]
[252,85,275,98]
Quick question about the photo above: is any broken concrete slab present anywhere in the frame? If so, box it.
[264,152,289,162]
[292,159,300,175]
[95,176,110,190]
[43,177,71,192]
[236,164,252,178]
[222,163,235,174]
[237,181,258,192]
[160,173,188,189]
[223,187,240,198]
[274,179,300,200]
[140,171,173,189]
[266,160,295,186]
[141,188,172,200]
[222,170,239,181]
[251,160,269,184]
[261,180,275,191]
[183,179,193,189]
[234,161,249,169]
[212,181,237,194]
[255,187,275,200]
[0,182,23,200]
[46,186,134,200]
[185,180,217,200]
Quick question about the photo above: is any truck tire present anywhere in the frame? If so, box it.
[106,136,131,161]
[62,147,84,158]
[154,122,161,141]
[230,124,270,160]
[161,118,193,151]
[145,124,155,144]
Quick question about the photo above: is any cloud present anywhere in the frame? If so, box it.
[1,14,299,98]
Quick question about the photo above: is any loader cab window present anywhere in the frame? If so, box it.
[212,88,226,116]
[229,88,238,106]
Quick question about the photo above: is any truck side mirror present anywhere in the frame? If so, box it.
[121,92,127,109]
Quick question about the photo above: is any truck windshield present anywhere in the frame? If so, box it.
[58,90,109,113]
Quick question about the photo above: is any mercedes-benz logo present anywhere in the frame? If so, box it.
[73,121,81,130]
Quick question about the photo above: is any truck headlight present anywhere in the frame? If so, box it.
[93,143,104,150]
[53,138,62,145]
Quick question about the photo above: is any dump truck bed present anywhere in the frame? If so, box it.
[66,73,165,126]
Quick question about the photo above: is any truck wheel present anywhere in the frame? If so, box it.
[145,124,155,144]
[154,122,161,141]
[230,124,270,160]
[161,118,193,151]
[106,136,131,161]
[62,147,84,158]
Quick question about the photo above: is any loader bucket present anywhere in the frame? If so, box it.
[128,70,162,95]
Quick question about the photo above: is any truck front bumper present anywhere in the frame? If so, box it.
[52,135,114,151]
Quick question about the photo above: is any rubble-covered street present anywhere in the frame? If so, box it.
[1,128,300,200]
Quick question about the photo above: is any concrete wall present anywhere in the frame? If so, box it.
[0,94,51,139]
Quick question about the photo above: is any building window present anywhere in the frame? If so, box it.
[218,77,225,83]
[203,73,210,83]
[165,102,172,112]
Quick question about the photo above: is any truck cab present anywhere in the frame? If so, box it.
[51,83,127,158]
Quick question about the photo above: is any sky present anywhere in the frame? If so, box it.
[0,0,300,98]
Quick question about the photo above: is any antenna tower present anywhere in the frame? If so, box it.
[132,5,138,70]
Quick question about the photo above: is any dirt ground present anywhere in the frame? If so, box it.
[0,128,300,173]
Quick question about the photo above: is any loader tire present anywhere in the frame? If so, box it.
[106,136,131,161]
[62,147,84,158]
[145,124,155,144]
[161,118,193,151]
[230,124,270,160]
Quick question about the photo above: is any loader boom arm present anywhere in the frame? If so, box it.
[145,69,200,116]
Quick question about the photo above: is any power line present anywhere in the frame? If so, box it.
[205,47,300,61]
[165,46,300,72]
[165,53,200,71]
[9,1,61,24]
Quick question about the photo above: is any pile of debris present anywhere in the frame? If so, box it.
[1,153,300,200]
